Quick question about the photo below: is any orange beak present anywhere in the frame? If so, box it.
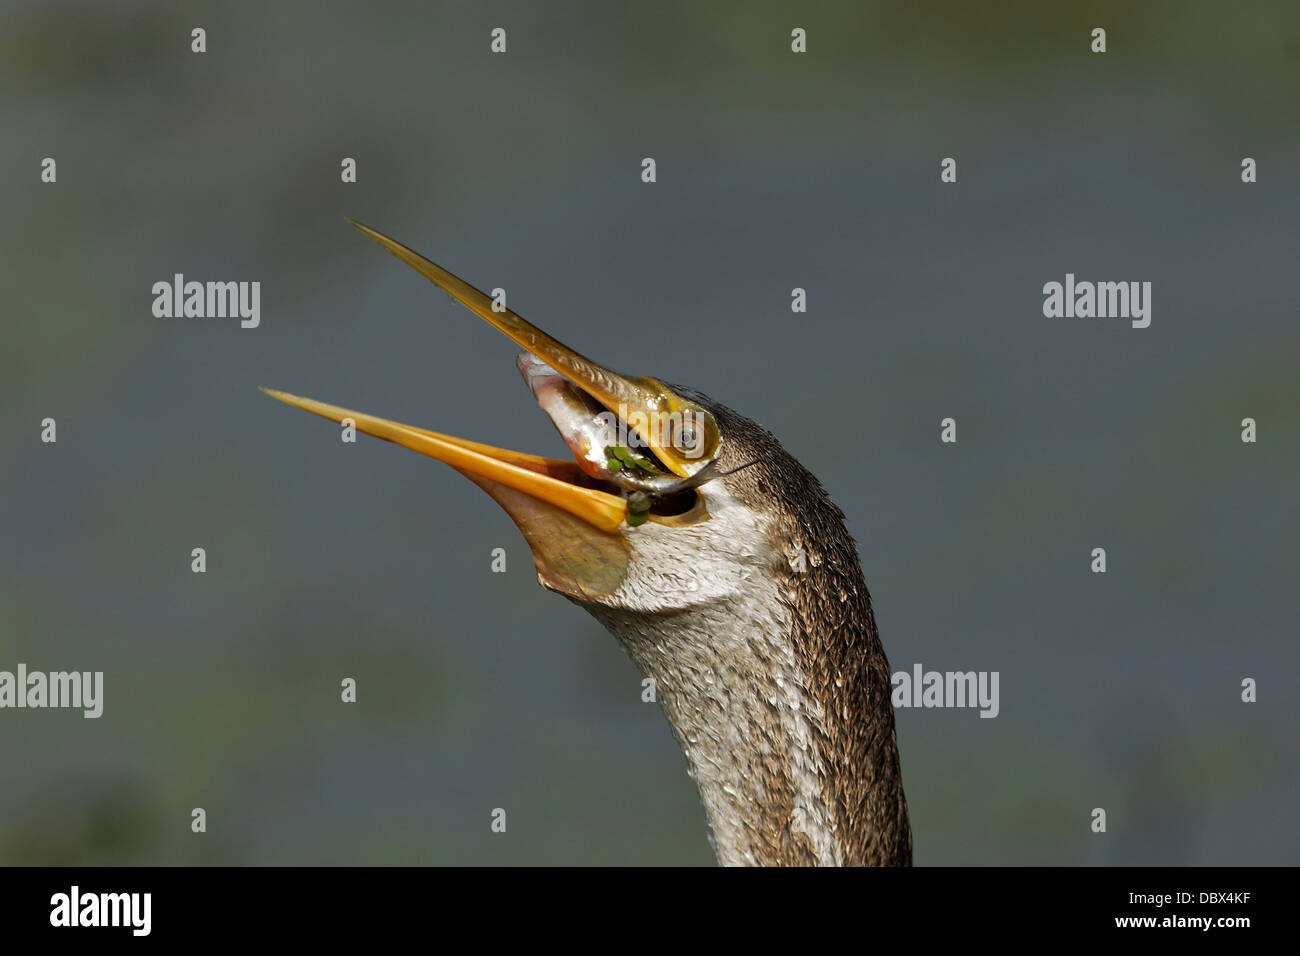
[261,221,723,598]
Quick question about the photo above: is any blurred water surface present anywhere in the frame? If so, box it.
[1,1,1296,864]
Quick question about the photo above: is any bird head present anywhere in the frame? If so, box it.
[264,223,910,867]
[264,222,807,616]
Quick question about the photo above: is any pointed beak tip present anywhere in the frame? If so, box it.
[255,383,629,533]
[346,218,384,245]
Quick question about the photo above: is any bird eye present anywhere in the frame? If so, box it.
[665,407,719,464]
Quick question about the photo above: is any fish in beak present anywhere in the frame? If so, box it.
[262,221,721,600]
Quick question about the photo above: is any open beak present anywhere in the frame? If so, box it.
[262,221,718,598]
[259,388,629,531]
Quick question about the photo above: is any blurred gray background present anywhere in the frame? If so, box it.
[1,0,1297,865]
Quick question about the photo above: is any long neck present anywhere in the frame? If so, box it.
[587,545,911,867]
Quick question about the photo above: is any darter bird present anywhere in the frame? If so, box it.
[263,221,911,866]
